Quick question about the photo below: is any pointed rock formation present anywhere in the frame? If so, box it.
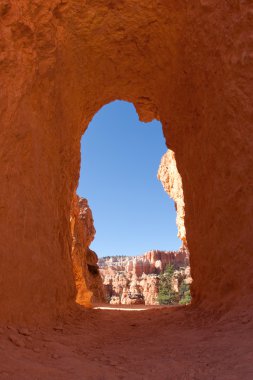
[70,194,104,307]
[158,150,186,246]
[99,247,190,305]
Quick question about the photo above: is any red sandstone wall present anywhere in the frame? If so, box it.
[0,0,252,322]
[86,248,105,304]
[70,194,94,307]
[70,194,105,306]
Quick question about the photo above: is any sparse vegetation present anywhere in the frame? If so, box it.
[158,264,191,305]
[179,282,191,305]
[157,265,178,305]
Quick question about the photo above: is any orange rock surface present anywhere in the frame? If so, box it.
[158,149,186,245]
[70,194,104,307]
[0,0,252,325]
[86,248,105,303]
[0,307,252,380]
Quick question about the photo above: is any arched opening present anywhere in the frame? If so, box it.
[0,1,251,377]
[70,100,191,308]
[0,1,251,327]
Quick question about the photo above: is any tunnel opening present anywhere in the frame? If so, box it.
[71,100,191,309]
[0,1,251,376]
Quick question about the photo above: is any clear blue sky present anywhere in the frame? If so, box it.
[77,101,181,257]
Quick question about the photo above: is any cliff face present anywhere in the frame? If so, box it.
[158,150,186,246]
[99,247,190,305]
[70,194,104,306]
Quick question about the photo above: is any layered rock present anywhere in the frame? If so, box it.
[158,150,186,246]
[99,247,190,305]
[70,194,104,306]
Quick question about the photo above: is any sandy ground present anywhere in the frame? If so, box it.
[0,305,252,380]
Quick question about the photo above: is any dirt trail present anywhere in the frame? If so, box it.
[0,306,252,380]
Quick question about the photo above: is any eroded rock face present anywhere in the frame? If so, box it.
[70,194,104,307]
[86,248,105,303]
[158,150,186,245]
[100,248,190,305]
[0,0,252,322]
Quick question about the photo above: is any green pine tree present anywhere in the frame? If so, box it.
[179,281,191,305]
[157,265,178,305]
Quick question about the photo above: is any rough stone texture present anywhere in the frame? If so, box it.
[139,274,160,305]
[158,149,186,245]
[70,194,93,307]
[0,0,252,322]
[99,248,190,305]
[86,248,105,303]
[70,194,104,307]
[0,308,252,380]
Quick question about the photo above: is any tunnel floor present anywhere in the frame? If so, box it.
[0,306,252,379]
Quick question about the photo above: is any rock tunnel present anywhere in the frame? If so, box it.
[0,0,252,323]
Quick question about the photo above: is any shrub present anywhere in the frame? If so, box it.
[157,264,178,305]
[158,265,192,306]
[179,282,191,305]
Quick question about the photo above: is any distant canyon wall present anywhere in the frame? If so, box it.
[99,247,190,305]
